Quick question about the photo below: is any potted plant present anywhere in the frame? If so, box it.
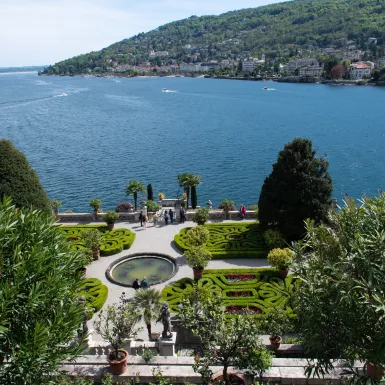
[261,308,293,350]
[76,249,93,277]
[267,248,294,278]
[146,200,160,213]
[103,211,119,231]
[83,229,104,260]
[193,208,210,225]
[158,192,165,205]
[89,198,102,218]
[94,297,142,375]
[186,225,210,246]
[50,200,62,217]
[219,200,236,220]
[184,245,212,280]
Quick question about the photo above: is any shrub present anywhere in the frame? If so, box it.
[193,207,209,225]
[158,192,165,200]
[248,205,258,211]
[186,225,210,246]
[146,200,160,212]
[103,211,119,224]
[184,246,212,269]
[218,200,236,211]
[89,199,102,211]
[263,229,285,249]
[115,201,134,213]
[83,229,104,249]
[0,140,51,213]
[267,248,294,270]
[79,278,109,319]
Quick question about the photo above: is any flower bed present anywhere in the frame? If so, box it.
[161,268,300,318]
[60,225,136,256]
[174,223,269,259]
[79,278,108,319]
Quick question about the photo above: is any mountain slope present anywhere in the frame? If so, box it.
[43,0,385,75]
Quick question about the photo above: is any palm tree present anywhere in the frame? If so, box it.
[220,200,235,219]
[125,180,145,211]
[132,288,162,340]
[177,173,202,210]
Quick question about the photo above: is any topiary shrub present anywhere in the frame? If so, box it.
[184,246,212,269]
[267,248,294,270]
[0,140,51,213]
[193,207,209,225]
[115,201,134,213]
[146,200,160,212]
[103,211,119,224]
[79,278,108,319]
[263,229,286,249]
[186,225,210,246]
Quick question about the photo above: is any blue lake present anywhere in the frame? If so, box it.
[0,72,384,211]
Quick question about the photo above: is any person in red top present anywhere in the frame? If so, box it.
[240,205,246,220]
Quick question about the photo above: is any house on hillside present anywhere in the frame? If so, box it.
[298,66,323,78]
[242,55,265,72]
[350,62,374,79]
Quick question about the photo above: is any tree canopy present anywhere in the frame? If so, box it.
[258,138,332,239]
[0,197,89,384]
[293,194,385,381]
[0,140,50,213]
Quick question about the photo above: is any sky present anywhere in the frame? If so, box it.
[0,0,285,67]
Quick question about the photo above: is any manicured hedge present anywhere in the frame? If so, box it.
[60,225,136,256]
[174,222,269,259]
[161,268,300,319]
[79,278,108,319]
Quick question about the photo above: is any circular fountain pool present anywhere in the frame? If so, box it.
[106,253,177,287]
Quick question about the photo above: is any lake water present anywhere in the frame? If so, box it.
[0,72,384,212]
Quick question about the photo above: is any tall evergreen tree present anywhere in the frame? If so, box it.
[0,140,50,213]
[191,185,197,209]
[147,184,154,201]
[258,138,332,239]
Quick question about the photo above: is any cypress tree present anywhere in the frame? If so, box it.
[258,138,332,239]
[0,140,50,213]
[147,184,154,201]
[191,185,197,209]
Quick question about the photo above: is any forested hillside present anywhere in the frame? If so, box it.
[43,0,385,75]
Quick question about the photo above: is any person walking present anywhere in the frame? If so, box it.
[143,214,148,230]
[141,277,149,289]
[164,210,169,225]
[241,205,246,220]
[139,211,143,227]
[132,278,140,290]
[180,207,185,223]
[169,209,174,224]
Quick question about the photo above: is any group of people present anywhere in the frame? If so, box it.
[139,207,187,227]
[138,212,148,229]
[132,277,148,290]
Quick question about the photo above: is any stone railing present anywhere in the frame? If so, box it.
[57,210,257,223]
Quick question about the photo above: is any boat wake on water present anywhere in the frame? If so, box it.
[162,88,177,93]
[263,87,277,91]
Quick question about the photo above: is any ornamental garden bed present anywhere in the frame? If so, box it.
[174,222,269,259]
[161,268,300,318]
[60,225,136,256]
[79,278,108,319]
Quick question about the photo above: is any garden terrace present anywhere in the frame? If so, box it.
[161,268,300,318]
[60,225,136,256]
[174,222,269,259]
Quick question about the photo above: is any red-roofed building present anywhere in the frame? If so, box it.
[350,62,374,80]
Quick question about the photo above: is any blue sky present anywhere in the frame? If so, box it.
[0,0,285,67]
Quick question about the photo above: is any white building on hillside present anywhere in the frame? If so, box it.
[350,62,373,79]
[298,66,323,77]
[242,56,265,72]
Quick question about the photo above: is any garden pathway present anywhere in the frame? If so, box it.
[84,218,269,342]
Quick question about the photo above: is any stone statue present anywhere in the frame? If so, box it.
[157,303,172,339]
[207,200,213,210]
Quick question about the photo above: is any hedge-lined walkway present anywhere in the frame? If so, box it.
[84,219,268,341]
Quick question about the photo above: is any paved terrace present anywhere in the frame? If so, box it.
[81,218,269,342]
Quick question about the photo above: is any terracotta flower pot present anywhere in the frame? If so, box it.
[367,362,384,379]
[92,247,100,260]
[269,335,282,350]
[107,222,115,231]
[279,269,288,278]
[108,349,128,375]
[193,267,204,280]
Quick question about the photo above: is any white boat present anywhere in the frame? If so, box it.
[59,92,67,97]
[162,88,168,92]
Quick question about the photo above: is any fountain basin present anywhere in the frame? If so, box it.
[106,252,177,287]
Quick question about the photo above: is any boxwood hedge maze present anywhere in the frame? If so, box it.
[60,225,136,256]
[161,268,300,318]
[174,223,269,259]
